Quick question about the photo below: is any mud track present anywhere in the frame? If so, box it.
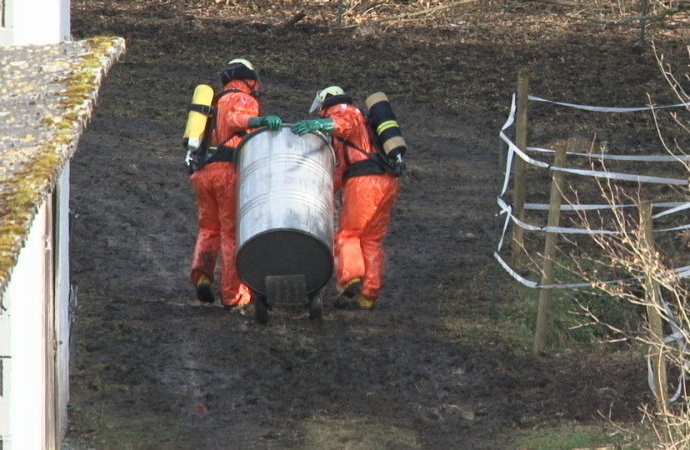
[65,1,690,447]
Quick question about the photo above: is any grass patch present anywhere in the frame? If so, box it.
[502,423,655,449]
[491,256,643,353]
[505,286,638,352]
[66,400,196,449]
[303,416,421,450]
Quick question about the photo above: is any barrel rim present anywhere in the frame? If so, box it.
[237,124,335,163]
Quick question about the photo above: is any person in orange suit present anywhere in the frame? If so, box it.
[291,86,400,310]
[189,58,281,310]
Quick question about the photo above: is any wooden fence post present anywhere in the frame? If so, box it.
[510,68,530,268]
[639,0,648,46]
[533,140,568,355]
[639,200,669,410]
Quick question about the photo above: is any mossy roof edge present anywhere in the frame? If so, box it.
[0,36,126,300]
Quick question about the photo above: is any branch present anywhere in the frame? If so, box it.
[561,4,690,27]
[333,0,478,29]
[528,0,578,6]
[377,0,478,23]
[280,11,306,29]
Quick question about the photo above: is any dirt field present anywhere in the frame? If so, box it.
[65,1,690,448]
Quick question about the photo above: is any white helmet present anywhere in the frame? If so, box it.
[219,58,258,85]
[227,58,254,71]
[309,86,345,113]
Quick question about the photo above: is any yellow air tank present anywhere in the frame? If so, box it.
[183,84,215,151]
[365,91,407,161]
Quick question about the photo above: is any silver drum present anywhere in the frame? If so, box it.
[235,126,335,296]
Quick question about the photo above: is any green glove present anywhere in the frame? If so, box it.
[249,116,282,131]
[291,119,335,136]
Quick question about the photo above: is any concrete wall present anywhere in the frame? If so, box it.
[0,0,70,45]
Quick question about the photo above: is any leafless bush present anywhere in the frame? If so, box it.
[564,45,690,448]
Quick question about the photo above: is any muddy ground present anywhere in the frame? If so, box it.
[65,1,690,448]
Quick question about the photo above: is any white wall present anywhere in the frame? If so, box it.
[0,164,72,449]
[55,163,71,440]
[1,0,71,45]
[5,201,50,450]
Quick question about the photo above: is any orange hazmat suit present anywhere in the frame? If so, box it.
[189,78,260,307]
[321,102,400,302]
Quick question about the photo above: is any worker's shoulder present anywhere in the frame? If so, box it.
[217,89,256,106]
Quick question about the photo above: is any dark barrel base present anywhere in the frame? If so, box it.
[236,228,333,297]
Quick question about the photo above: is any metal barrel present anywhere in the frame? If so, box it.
[235,126,335,296]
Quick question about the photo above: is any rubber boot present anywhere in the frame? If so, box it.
[196,275,215,303]
[335,278,362,309]
[357,294,376,310]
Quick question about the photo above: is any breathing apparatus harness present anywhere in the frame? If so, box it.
[322,95,404,180]
[338,137,400,179]
[186,88,247,172]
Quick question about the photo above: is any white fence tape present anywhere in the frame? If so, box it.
[496,251,690,291]
[551,165,689,186]
[493,252,600,289]
[528,95,690,113]
[528,146,690,162]
[525,201,687,211]
[496,94,690,289]
[497,197,620,237]
[499,94,550,196]
[502,131,689,186]
[653,202,690,219]
[503,95,690,398]
[499,95,690,198]
[498,94,517,196]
